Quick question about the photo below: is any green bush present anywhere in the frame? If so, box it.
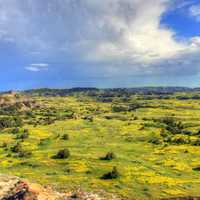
[53,148,70,159]
[192,138,200,146]
[193,166,200,171]
[101,152,116,160]
[112,104,128,112]
[61,134,69,140]
[148,133,162,145]
[17,149,32,158]
[11,142,22,153]
[101,167,120,179]
[171,135,190,145]
[16,130,29,140]
[11,128,20,134]
[161,117,184,134]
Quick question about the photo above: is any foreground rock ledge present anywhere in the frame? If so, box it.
[0,174,103,200]
[0,174,36,200]
[1,175,200,200]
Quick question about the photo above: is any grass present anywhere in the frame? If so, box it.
[0,94,200,199]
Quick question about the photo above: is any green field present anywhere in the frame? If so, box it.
[1,91,200,199]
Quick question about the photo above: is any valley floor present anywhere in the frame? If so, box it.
[0,92,200,199]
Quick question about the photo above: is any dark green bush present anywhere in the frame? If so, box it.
[17,149,32,158]
[171,135,190,145]
[193,166,200,171]
[0,116,23,130]
[148,133,162,145]
[1,142,8,149]
[101,152,116,161]
[192,138,200,146]
[112,104,128,112]
[161,117,184,134]
[62,134,69,140]
[53,148,70,159]
[11,142,22,153]
[11,128,20,134]
[101,167,120,179]
[16,130,29,140]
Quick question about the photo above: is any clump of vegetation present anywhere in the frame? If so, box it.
[161,117,184,134]
[11,127,20,134]
[0,116,23,130]
[193,166,200,171]
[52,148,70,159]
[191,138,200,146]
[61,134,69,140]
[148,132,163,145]
[171,135,190,145]
[17,149,32,158]
[39,138,51,146]
[100,152,116,160]
[0,142,8,149]
[101,167,120,179]
[112,104,129,112]
[16,129,29,140]
[10,142,22,153]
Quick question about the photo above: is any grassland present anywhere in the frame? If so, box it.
[0,91,200,199]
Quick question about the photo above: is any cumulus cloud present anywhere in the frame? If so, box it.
[25,63,49,72]
[0,0,200,77]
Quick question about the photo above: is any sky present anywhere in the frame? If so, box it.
[0,0,200,90]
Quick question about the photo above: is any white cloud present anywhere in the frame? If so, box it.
[0,0,200,77]
[25,63,49,72]
[189,4,200,21]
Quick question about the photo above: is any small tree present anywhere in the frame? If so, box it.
[101,152,116,161]
[53,148,70,159]
[62,134,69,140]
[101,167,119,180]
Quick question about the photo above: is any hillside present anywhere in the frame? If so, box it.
[0,89,200,199]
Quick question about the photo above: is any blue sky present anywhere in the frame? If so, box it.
[0,0,200,90]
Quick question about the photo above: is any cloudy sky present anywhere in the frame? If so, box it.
[0,0,200,90]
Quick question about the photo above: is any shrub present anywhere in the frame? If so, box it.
[148,137,162,145]
[39,138,51,146]
[192,138,200,146]
[196,130,200,136]
[11,128,20,134]
[193,166,200,171]
[11,142,22,153]
[182,130,193,135]
[101,152,116,160]
[101,167,120,179]
[17,149,32,158]
[62,134,69,140]
[53,148,70,159]
[16,130,29,140]
[83,116,93,122]
[161,117,184,134]
[148,133,162,145]
[112,104,128,112]
[1,142,8,149]
[0,117,23,129]
[171,135,190,145]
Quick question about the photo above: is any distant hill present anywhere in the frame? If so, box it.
[21,87,199,97]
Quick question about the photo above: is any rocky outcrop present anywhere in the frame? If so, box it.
[0,175,37,200]
[0,175,105,200]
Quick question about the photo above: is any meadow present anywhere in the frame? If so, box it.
[0,89,200,199]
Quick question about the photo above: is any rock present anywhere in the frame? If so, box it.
[0,175,121,200]
[0,175,37,200]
